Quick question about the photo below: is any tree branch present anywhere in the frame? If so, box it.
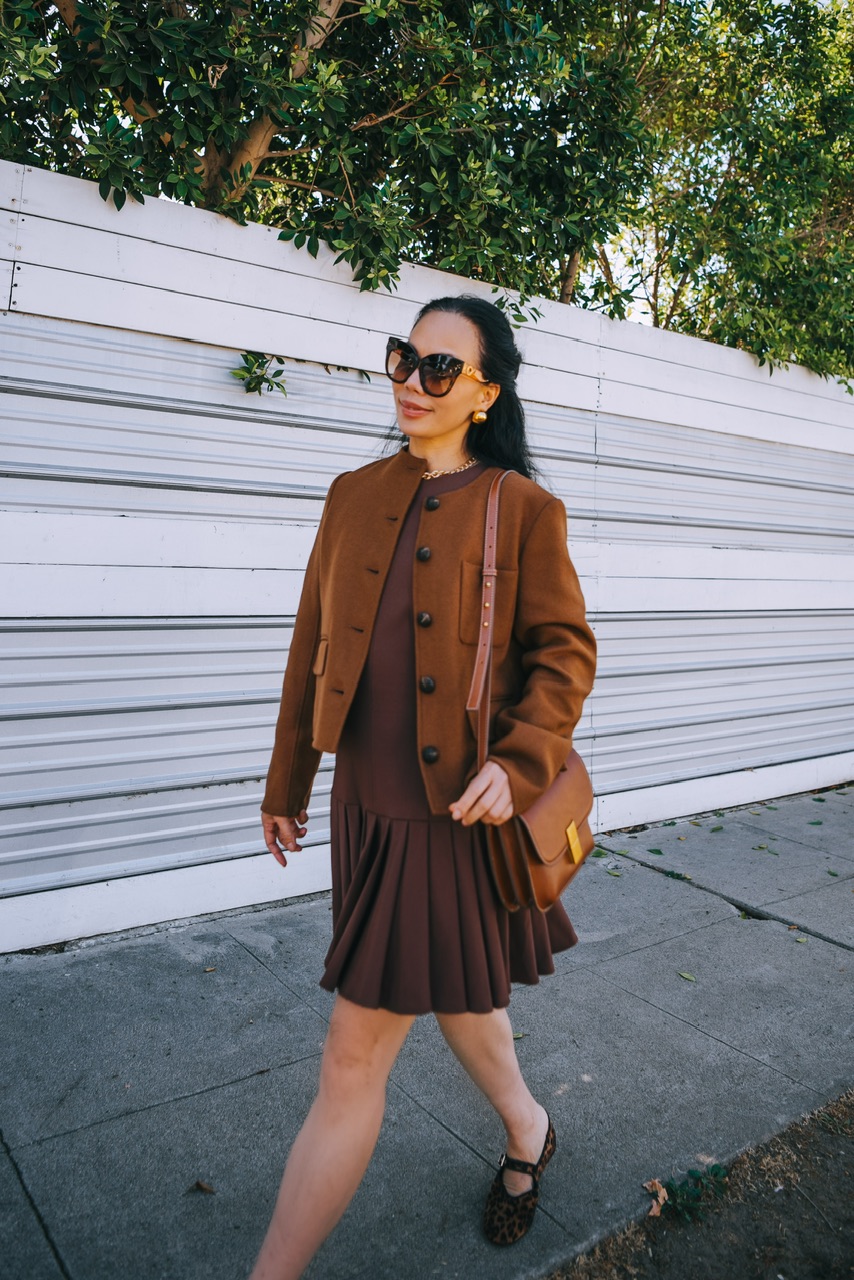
[256,175,336,197]
[262,147,316,160]
[352,72,459,131]
[226,116,280,194]
[291,0,346,79]
[597,246,616,290]
[636,0,669,84]
[559,248,582,304]
[223,2,345,203]
[661,266,690,328]
[662,152,736,327]
[338,153,356,208]
[53,0,80,31]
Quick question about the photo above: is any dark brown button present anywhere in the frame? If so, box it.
[421,745,439,764]
[419,676,436,693]
[416,546,431,562]
[425,496,440,511]
[417,611,432,628]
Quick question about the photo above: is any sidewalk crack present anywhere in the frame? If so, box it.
[13,1053,323,1150]
[225,930,333,1023]
[0,1124,74,1279]
[594,843,854,953]
[592,971,831,1095]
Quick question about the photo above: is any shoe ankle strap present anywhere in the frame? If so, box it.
[499,1153,537,1179]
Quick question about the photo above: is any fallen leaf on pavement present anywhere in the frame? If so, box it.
[678,972,696,982]
[643,1178,668,1216]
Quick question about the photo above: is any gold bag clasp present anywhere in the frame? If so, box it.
[566,821,584,865]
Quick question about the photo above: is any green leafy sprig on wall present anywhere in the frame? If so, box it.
[230,351,288,397]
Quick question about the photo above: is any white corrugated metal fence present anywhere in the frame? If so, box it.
[1,159,852,949]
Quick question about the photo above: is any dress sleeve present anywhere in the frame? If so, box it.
[261,476,342,816]
[486,496,596,815]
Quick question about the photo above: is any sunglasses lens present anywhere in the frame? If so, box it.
[384,342,463,396]
[386,343,416,383]
[421,356,459,396]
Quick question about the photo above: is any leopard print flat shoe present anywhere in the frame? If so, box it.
[482,1115,556,1246]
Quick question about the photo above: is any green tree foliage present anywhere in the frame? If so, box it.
[579,0,854,384]
[1,1,851,382]
[0,0,648,299]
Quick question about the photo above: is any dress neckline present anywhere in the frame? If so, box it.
[416,460,490,495]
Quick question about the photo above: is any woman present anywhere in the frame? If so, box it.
[252,295,596,1279]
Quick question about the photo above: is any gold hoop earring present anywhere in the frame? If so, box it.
[472,409,488,424]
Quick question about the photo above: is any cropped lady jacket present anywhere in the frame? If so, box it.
[262,447,596,819]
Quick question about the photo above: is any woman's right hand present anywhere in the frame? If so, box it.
[261,809,308,867]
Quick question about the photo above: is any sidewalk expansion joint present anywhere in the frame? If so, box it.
[592,972,827,1094]
[226,930,334,1022]
[594,843,854,953]
[15,1052,324,1150]
[0,1124,74,1279]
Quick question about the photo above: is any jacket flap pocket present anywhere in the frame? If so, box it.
[312,636,329,676]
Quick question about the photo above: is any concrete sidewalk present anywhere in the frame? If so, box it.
[2,783,852,1280]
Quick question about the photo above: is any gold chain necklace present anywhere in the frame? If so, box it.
[422,456,478,481]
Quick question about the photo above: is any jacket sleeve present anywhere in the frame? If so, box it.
[261,476,342,816]
[486,496,596,814]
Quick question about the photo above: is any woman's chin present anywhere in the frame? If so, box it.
[397,419,428,442]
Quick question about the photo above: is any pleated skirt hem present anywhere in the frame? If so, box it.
[320,798,578,1017]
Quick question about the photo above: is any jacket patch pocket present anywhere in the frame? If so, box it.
[312,636,329,676]
[459,561,518,647]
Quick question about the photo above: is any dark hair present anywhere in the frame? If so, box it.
[387,294,538,480]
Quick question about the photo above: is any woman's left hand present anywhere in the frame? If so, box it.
[449,761,513,826]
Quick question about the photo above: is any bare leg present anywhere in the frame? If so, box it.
[434,1007,550,1195]
[249,994,414,1280]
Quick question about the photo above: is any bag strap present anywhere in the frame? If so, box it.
[465,469,511,771]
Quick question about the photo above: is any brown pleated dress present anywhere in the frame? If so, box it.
[320,462,578,1015]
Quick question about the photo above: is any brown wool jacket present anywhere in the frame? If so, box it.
[262,447,597,819]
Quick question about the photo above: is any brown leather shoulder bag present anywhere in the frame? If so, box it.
[465,470,595,913]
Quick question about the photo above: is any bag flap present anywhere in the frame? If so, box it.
[516,749,593,866]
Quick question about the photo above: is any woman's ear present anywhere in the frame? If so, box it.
[479,383,501,413]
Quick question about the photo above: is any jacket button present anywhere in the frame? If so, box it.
[425,496,440,511]
[422,745,439,764]
[417,611,432,628]
[416,546,431,562]
[419,676,436,693]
